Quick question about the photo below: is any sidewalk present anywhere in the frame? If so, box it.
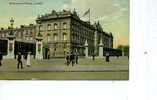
[0,65,128,72]
[0,57,129,72]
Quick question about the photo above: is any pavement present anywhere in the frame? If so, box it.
[0,57,129,72]
[0,65,128,72]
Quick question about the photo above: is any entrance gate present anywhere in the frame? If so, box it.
[14,41,36,56]
[0,39,8,55]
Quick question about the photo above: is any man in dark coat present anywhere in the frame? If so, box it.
[106,52,110,62]
[70,52,75,66]
[0,52,3,66]
[92,53,95,61]
[17,52,23,69]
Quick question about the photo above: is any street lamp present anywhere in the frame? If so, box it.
[10,17,14,28]
[6,18,15,59]
[8,18,15,37]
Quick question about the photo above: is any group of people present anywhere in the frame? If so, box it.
[91,53,110,62]
[0,51,31,68]
[0,50,112,69]
[65,51,78,66]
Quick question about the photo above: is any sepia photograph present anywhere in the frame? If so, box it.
[0,0,129,80]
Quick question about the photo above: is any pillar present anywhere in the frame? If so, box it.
[5,39,15,59]
[36,38,43,60]
[99,38,104,58]
[84,40,88,58]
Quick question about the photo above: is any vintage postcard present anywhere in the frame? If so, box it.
[0,0,129,80]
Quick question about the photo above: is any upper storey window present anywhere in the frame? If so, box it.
[63,23,67,29]
[47,24,51,30]
[63,33,67,41]
[54,23,58,30]
[39,25,43,31]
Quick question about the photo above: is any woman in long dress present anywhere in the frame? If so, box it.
[26,52,31,67]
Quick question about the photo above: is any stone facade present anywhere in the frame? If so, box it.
[0,24,36,42]
[0,10,113,58]
[36,10,113,57]
[93,22,113,55]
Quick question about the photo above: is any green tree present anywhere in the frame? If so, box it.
[117,45,129,56]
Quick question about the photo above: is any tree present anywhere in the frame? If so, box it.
[117,45,129,56]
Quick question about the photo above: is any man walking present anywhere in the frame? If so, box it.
[0,51,3,66]
[17,52,23,69]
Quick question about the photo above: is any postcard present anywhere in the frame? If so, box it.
[0,0,129,80]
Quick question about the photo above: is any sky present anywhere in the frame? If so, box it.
[0,0,129,48]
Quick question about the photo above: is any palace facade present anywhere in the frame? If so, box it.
[0,9,113,58]
[36,10,113,57]
[0,24,36,42]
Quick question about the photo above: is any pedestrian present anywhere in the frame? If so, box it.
[70,52,75,66]
[116,55,119,59]
[0,51,3,66]
[92,53,95,61]
[17,52,23,69]
[65,52,70,66]
[75,51,78,64]
[26,52,31,67]
[24,52,27,66]
[47,50,50,60]
[106,52,110,62]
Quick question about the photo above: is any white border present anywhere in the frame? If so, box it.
[0,0,156,100]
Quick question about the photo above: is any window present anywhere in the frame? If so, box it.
[63,23,67,29]
[47,33,51,42]
[47,24,51,30]
[26,30,28,35]
[39,25,43,31]
[54,23,58,30]
[63,33,67,41]
[2,34,4,38]
[53,33,58,41]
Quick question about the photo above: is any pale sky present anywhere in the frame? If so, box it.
[0,0,129,48]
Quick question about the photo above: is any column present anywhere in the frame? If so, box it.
[99,38,104,58]
[84,40,88,58]
[36,38,43,60]
[5,39,15,59]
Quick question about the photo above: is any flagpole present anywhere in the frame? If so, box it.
[89,9,90,23]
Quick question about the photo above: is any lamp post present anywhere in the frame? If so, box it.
[8,18,15,38]
[35,25,43,60]
[5,18,15,59]
[10,18,14,28]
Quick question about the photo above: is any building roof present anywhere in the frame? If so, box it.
[36,9,95,29]
[0,24,35,32]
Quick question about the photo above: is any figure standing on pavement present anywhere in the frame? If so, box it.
[70,51,75,66]
[65,52,70,66]
[92,53,95,61]
[75,51,78,64]
[0,51,3,66]
[106,52,110,62]
[17,52,23,69]
[24,52,27,66]
[26,52,31,67]
[47,49,50,60]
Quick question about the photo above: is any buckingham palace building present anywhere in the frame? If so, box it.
[36,10,113,58]
[0,9,113,58]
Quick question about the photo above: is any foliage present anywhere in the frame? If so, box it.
[117,45,129,56]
